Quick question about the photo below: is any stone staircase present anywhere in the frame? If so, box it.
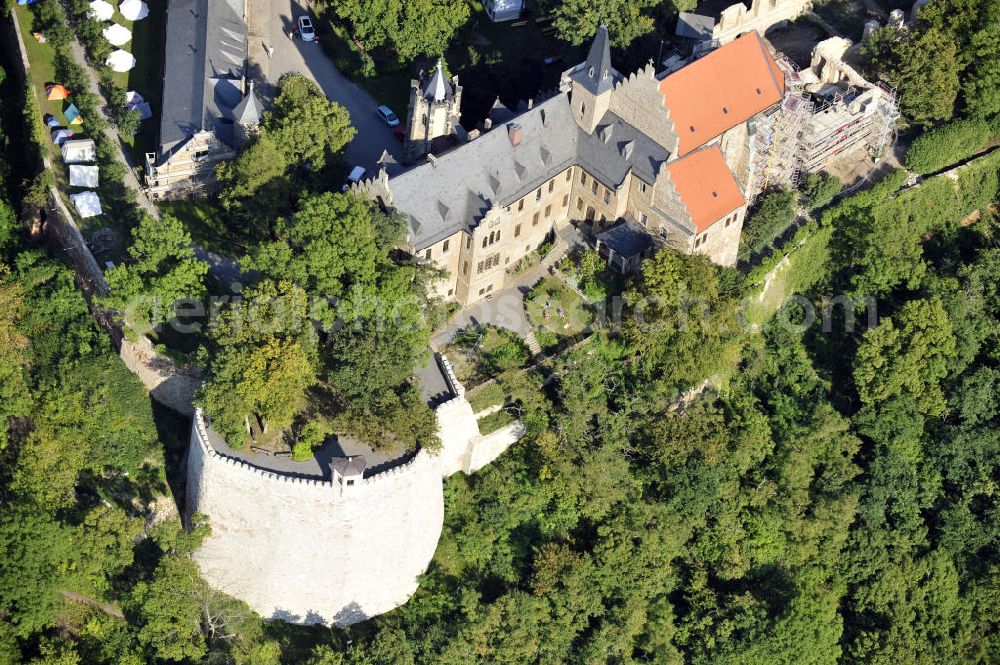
[523,329,543,356]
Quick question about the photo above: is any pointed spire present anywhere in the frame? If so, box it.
[582,23,613,95]
[423,59,452,102]
[233,79,263,126]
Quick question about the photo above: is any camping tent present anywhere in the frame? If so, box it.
[69,165,100,188]
[106,49,136,72]
[118,0,149,20]
[125,90,145,108]
[134,102,153,120]
[88,0,113,19]
[51,129,74,145]
[64,104,83,125]
[45,84,70,100]
[61,139,97,164]
[70,191,102,218]
[102,23,132,46]
[43,113,61,128]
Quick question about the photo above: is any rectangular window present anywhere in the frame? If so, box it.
[466,237,471,249]
[442,239,450,252]
[566,170,571,181]
[580,172,587,185]
[463,261,469,274]
[482,237,487,249]
[424,248,432,260]
[603,190,611,204]
[515,223,522,238]
[535,188,542,201]
[591,180,598,195]
[496,231,501,243]
[562,194,568,207]
[640,213,648,226]
[477,261,484,274]
[577,197,583,211]
[518,200,524,211]
[548,180,554,193]
[532,212,539,226]
[544,205,551,218]
[639,181,647,193]
[492,255,500,267]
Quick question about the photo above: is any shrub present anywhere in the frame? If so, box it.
[800,171,843,209]
[477,408,516,435]
[904,118,991,174]
[292,421,330,461]
[484,338,530,373]
[740,188,797,257]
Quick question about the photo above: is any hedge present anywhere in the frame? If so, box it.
[904,118,992,175]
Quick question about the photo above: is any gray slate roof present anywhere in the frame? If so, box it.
[423,61,453,101]
[573,24,615,95]
[597,218,654,258]
[232,81,263,125]
[386,94,670,250]
[157,0,247,161]
[676,12,716,40]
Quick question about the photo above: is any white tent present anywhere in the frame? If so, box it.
[102,23,132,46]
[70,191,103,218]
[106,49,136,72]
[88,0,114,20]
[69,165,99,188]
[118,0,149,21]
[125,90,145,107]
[61,139,96,164]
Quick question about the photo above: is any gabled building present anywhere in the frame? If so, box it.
[144,0,256,200]
[360,27,787,305]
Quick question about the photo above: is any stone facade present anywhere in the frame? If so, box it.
[404,62,463,161]
[713,0,812,44]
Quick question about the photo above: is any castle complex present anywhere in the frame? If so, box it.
[360,25,896,307]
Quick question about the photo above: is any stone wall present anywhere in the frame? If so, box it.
[186,410,446,626]
[119,335,201,416]
[713,0,812,45]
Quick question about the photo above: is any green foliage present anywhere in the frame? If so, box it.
[550,0,660,47]
[330,0,470,61]
[292,421,331,461]
[740,187,797,257]
[800,171,843,209]
[468,381,506,412]
[904,118,992,174]
[102,214,209,330]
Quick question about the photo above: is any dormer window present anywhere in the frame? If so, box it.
[589,66,595,77]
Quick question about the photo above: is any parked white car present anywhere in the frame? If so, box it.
[341,166,367,192]
[297,15,315,42]
[375,105,400,127]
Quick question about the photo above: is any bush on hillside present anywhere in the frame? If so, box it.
[800,171,843,209]
[904,118,991,174]
[740,187,797,258]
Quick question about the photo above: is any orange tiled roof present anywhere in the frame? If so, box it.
[666,145,746,233]
[660,32,784,156]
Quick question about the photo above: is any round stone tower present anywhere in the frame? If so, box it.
[404,60,462,161]
[185,410,445,626]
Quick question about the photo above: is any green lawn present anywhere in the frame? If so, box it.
[525,276,595,350]
[14,5,64,163]
[121,0,166,161]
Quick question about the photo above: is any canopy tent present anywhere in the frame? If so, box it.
[45,84,70,100]
[51,129,74,145]
[69,165,100,188]
[64,104,83,125]
[106,49,136,72]
[102,23,132,46]
[70,191,103,218]
[61,139,97,164]
[124,90,145,108]
[32,32,47,43]
[133,102,153,121]
[118,0,149,21]
[43,113,61,128]
[87,0,114,19]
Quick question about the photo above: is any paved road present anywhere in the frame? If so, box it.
[249,0,404,175]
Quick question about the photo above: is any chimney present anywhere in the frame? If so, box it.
[428,153,438,167]
[467,128,480,141]
[483,117,493,131]
[527,98,534,110]
[508,123,522,147]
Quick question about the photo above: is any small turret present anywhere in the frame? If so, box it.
[570,24,617,133]
[404,60,463,161]
[233,80,264,148]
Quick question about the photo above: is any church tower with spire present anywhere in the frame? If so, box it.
[404,60,462,161]
[569,24,617,134]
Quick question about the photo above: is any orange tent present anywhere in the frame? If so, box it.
[45,84,70,100]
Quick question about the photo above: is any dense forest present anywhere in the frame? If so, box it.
[2,0,1000,663]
